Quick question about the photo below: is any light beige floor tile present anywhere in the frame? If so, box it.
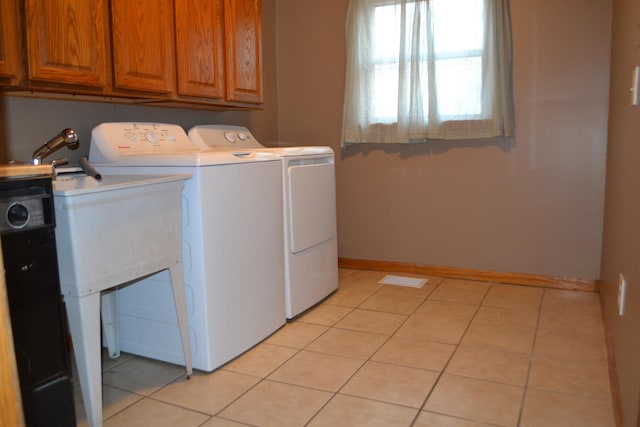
[200,417,248,427]
[371,336,455,371]
[268,350,363,392]
[528,356,612,398]
[446,346,530,386]
[397,300,477,344]
[339,268,359,280]
[423,276,445,285]
[541,289,601,315]
[414,299,478,319]
[428,279,490,305]
[75,384,144,427]
[340,361,438,408]
[396,310,472,344]
[297,304,353,326]
[359,292,425,314]
[222,343,298,377]
[376,282,437,299]
[414,411,494,426]
[343,269,387,280]
[323,286,379,307]
[473,305,539,330]
[461,321,535,354]
[335,308,407,335]
[101,356,186,396]
[306,327,388,359]
[533,330,608,364]
[103,398,209,427]
[520,388,616,427]
[482,284,543,311]
[425,374,524,427]
[307,394,418,427]
[218,380,332,427]
[264,321,328,349]
[537,306,605,337]
[151,370,260,415]
[338,270,386,290]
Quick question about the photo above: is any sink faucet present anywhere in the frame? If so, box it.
[32,128,79,165]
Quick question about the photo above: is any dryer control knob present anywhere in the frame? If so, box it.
[224,132,236,143]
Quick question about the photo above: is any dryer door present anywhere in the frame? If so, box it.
[288,161,336,254]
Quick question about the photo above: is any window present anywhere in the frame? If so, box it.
[342,0,514,145]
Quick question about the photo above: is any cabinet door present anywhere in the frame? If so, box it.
[175,0,225,99]
[224,0,263,104]
[24,0,107,87]
[111,0,175,94]
[0,0,20,83]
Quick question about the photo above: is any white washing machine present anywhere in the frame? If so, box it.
[189,125,338,319]
[88,122,285,372]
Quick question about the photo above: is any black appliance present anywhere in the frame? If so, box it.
[0,165,75,427]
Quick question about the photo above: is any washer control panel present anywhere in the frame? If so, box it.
[90,122,197,162]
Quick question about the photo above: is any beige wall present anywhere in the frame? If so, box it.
[275,0,611,280]
[0,1,610,281]
[601,0,640,424]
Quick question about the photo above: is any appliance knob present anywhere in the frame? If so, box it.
[224,132,236,143]
[145,130,159,144]
[126,132,137,142]
[7,202,29,229]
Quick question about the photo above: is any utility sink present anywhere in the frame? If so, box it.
[53,174,191,297]
[52,173,193,427]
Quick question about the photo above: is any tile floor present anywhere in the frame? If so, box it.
[74,268,617,426]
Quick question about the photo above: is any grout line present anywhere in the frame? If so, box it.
[406,278,489,425]
[516,285,545,426]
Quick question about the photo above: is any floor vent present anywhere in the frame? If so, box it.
[378,275,427,288]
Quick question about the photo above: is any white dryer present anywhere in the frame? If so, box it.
[89,123,285,372]
[189,125,338,319]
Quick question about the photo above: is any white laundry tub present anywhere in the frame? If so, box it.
[53,174,190,297]
[52,173,192,427]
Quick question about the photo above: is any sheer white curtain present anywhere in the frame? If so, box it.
[342,0,514,145]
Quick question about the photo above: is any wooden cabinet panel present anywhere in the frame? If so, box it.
[2,0,264,108]
[175,0,225,99]
[224,0,263,104]
[0,0,20,82]
[111,0,175,94]
[24,0,107,87]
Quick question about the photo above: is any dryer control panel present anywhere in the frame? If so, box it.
[188,125,262,150]
[90,122,198,163]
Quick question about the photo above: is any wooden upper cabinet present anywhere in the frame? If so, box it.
[224,0,263,104]
[24,0,107,87]
[0,0,20,83]
[111,0,175,94]
[174,0,225,99]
